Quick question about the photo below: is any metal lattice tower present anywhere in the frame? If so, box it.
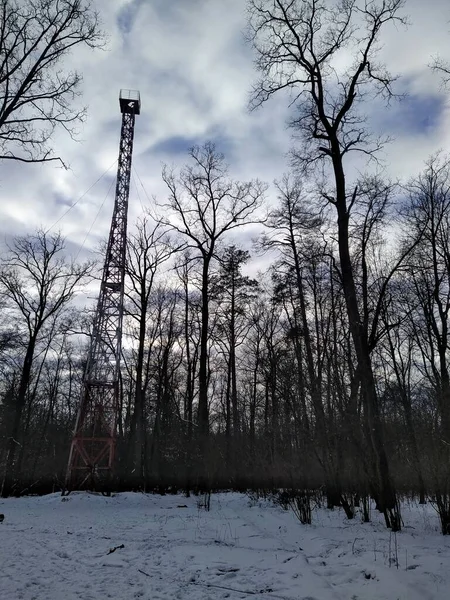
[65,90,140,491]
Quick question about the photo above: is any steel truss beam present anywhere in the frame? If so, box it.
[65,90,140,492]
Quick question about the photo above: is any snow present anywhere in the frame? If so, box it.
[1,492,450,599]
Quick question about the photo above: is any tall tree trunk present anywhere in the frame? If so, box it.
[196,257,211,491]
[198,258,210,436]
[333,154,397,524]
[2,338,36,496]
[128,303,147,486]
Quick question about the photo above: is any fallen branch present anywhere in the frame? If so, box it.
[107,544,124,555]
[190,581,258,595]
[189,580,290,599]
[138,568,150,577]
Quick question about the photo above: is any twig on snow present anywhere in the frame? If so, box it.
[352,537,363,555]
[107,544,124,555]
[189,580,291,599]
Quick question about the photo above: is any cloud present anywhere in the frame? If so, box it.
[116,0,145,35]
[1,0,450,264]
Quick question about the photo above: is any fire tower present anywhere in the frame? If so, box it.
[65,90,140,491]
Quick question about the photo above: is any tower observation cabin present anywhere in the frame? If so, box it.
[119,89,141,115]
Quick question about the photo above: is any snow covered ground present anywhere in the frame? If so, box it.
[1,491,449,600]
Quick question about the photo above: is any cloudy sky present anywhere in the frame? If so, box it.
[1,0,450,258]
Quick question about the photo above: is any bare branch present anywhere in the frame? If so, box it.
[0,0,105,165]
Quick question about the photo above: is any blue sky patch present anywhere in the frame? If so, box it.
[53,192,72,207]
[151,135,204,156]
[148,133,234,161]
[117,0,145,35]
[379,91,445,136]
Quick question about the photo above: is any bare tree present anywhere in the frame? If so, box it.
[247,0,407,529]
[379,294,426,505]
[262,176,363,515]
[0,229,93,496]
[431,59,450,86]
[0,0,104,165]
[400,155,450,532]
[211,245,259,478]
[160,143,266,446]
[124,216,173,485]
[402,155,450,443]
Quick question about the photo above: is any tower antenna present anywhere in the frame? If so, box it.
[65,89,140,492]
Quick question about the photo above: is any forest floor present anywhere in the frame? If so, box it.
[0,491,449,599]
